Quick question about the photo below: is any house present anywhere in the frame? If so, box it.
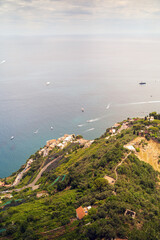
[46,139,57,147]
[63,135,73,143]
[57,143,64,149]
[147,116,154,121]
[113,123,120,128]
[76,206,85,220]
[150,116,154,121]
[109,128,116,134]
[76,206,92,220]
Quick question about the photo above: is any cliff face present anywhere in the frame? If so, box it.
[0,115,160,240]
[129,137,160,172]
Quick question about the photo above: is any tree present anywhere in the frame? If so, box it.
[94,178,108,192]
[149,112,157,118]
[76,135,83,139]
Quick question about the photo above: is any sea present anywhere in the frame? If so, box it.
[0,35,160,178]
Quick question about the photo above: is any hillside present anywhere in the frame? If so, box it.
[0,112,160,240]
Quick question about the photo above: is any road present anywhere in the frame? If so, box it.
[12,159,33,187]
[1,156,62,193]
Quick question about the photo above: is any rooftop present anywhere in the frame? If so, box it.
[76,206,85,220]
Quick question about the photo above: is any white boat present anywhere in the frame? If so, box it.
[46,81,50,86]
[34,129,39,134]
[50,126,53,130]
[10,136,14,140]
[81,107,84,112]
[106,104,110,110]
[0,60,6,64]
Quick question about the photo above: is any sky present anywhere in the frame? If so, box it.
[0,0,160,36]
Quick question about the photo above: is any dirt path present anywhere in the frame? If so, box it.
[104,152,131,189]
[114,152,131,182]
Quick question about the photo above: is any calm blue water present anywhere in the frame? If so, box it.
[0,36,160,178]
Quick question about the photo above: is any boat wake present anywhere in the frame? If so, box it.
[78,124,84,127]
[85,128,95,132]
[128,100,160,105]
[148,100,160,104]
[106,104,110,110]
[118,100,160,107]
[86,118,100,123]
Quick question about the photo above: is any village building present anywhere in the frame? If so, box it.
[147,116,154,121]
[113,123,120,128]
[76,206,92,220]
[109,128,116,134]
[46,139,57,147]
[76,206,85,220]
[63,135,73,143]
[39,134,91,156]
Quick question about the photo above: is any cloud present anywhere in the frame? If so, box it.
[0,0,160,35]
[63,8,92,16]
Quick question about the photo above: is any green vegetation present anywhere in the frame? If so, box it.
[0,114,160,239]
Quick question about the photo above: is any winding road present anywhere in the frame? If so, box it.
[1,156,62,193]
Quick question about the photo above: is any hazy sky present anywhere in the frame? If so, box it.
[0,0,160,36]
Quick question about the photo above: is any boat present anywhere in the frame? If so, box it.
[106,104,110,110]
[0,60,6,64]
[50,126,53,130]
[34,129,39,134]
[81,107,84,112]
[46,81,50,86]
[10,136,14,140]
[139,82,146,85]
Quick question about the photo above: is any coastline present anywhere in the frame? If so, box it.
[0,113,158,189]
